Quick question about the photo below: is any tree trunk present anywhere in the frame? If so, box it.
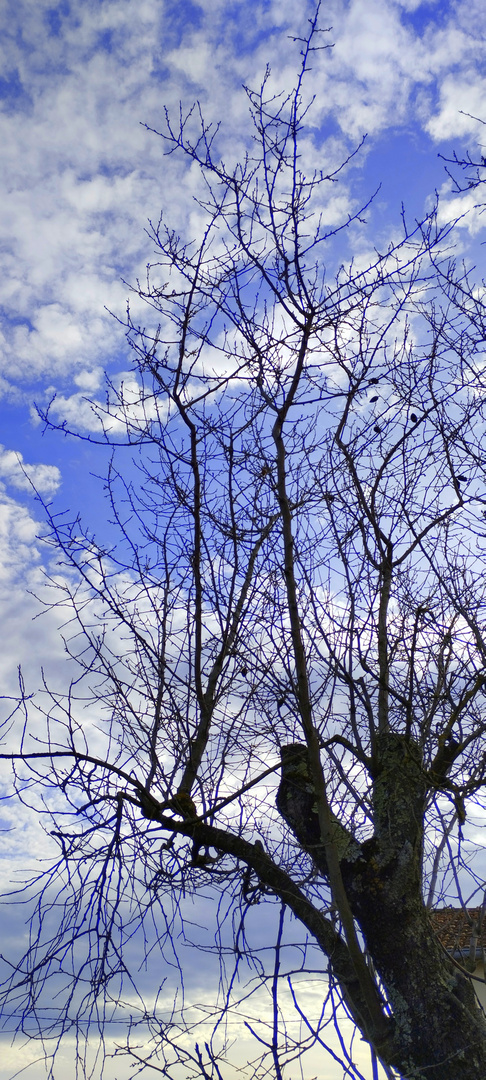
[277,737,486,1079]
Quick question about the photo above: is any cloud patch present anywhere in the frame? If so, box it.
[0,445,61,494]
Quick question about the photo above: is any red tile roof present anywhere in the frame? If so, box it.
[429,907,486,952]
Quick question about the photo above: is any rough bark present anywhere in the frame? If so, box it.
[276,739,486,1079]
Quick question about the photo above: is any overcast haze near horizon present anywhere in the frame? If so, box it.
[1,1,486,1077]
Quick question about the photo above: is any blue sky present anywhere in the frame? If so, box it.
[1,1,486,1077]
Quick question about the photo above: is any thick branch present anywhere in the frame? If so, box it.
[147,806,394,1055]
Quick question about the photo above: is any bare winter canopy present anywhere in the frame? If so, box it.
[2,13,486,1080]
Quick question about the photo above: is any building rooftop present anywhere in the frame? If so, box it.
[429,907,486,953]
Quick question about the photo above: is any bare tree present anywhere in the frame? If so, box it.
[2,9,486,1079]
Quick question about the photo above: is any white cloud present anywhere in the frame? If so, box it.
[426,75,486,142]
[436,187,486,235]
[0,445,60,494]
[42,368,167,433]
[73,367,103,391]
[304,0,482,140]
[0,496,41,584]
[0,0,176,392]
[0,494,68,700]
